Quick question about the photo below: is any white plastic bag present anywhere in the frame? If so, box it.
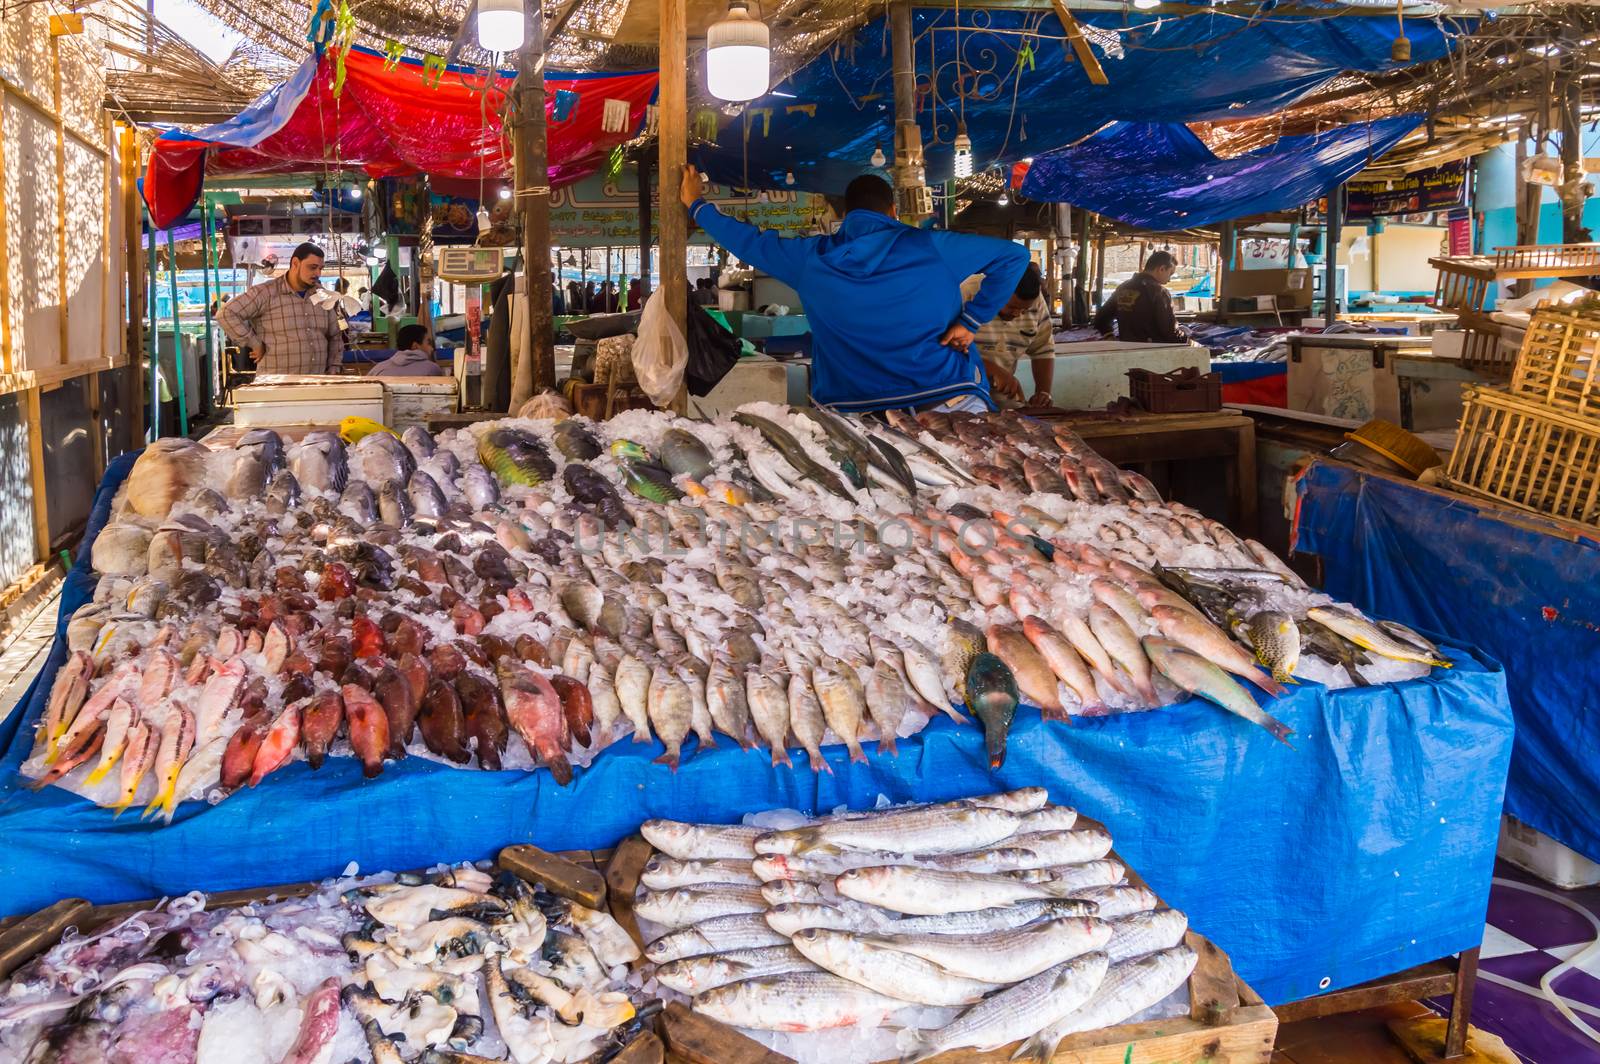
[631,289,687,407]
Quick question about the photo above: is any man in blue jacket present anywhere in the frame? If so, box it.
[682,167,1030,413]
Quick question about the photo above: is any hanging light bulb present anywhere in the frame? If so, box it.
[953,124,974,179]
[350,186,363,200]
[707,0,770,102]
[1132,0,1160,9]
[476,206,493,230]
[499,187,512,200]
[998,193,1010,206]
[476,0,525,52]
[785,171,796,186]
[870,144,886,168]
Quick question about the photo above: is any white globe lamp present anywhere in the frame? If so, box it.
[707,1,770,102]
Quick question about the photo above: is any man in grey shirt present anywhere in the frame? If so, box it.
[219,242,344,374]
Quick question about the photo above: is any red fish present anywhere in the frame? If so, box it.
[371,666,415,758]
[342,684,391,779]
[396,652,429,717]
[450,599,486,636]
[350,616,385,660]
[419,679,472,764]
[317,562,355,601]
[317,635,352,678]
[498,662,572,785]
[249,702,302,787]
[456,672,509,771]
[428,643,467,682]
[549,675,594,747]
[221,713,268,791]
[514,634,550,667]
[300,691,345,770]
[506,587,534,612]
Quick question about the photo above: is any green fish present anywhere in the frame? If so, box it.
[620,459,683,503]
[1239,610,1300,685]
[610,439,652,462]
[479,427,556,486]
[796,408,870,490]
[551,419,602,461]
[865,433,918,498]
[943,617,988,704]
[965,652,1018,768]
[1143,636,1294,745]
[733,411,853,500]
[1300,619,1371,687]
[659,428,715,480]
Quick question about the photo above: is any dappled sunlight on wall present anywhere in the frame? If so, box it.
[0,394,38,588]
[3,98,63,371]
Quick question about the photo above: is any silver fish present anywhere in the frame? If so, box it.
[758,803,1020,856]
[654,945,816,996]
[407,470,448,519]
[836,865,1079,915]
[902,951,1109,1062]
[340,480,378,523]
[634,884,767,928]
[641,856,763,890]
[288,432,349,495]
[645,913,789,963]
[887,898,1096,935]
[1019,946,1198,1061]
[692,972,906,1032]
[462,465,500,510]
[402,425,436,462]
[640,819,765,861]
[863,915,1111,983]
[790,927,1002,1006]
[1104,908,1189,963]
[377,479,414,526]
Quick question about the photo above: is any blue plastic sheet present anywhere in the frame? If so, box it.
[0,451,1514,1006]
[1019,115,1421,229]
[692,9,1457,193]
[1296,458,1600,862]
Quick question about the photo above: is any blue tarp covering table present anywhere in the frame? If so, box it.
[1295,458,1598,862]
[0,451,1513,1006]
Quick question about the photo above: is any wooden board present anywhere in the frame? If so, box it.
[498,843,607,908]
[662,1000,792,1064]
[605,833,654,954]
[0,897,89,980]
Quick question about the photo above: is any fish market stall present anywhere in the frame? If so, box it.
[0,406,1510,1012]
[1293,457,1600,868]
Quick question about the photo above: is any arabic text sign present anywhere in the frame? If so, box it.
[549,174,822,247]
[1346,160,1469,221]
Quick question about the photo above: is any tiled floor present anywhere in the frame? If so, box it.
[0,590,57,726]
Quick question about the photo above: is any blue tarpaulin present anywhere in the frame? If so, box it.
[692,9,1457,194]
[1018,115,1422,229]
[1295,458,1600,862]
[0,451,1513,1006]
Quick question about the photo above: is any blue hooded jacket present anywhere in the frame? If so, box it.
[689,200,1030,412]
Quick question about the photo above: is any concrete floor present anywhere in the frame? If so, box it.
[0,588,57,726]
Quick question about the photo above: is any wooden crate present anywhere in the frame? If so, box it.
[1445,386,1600,529]
[1508,308,1600,417]
[618,817,1277,1064]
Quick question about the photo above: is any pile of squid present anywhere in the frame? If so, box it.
[0,862,653,1063]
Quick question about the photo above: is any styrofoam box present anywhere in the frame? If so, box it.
[383,378,458,428]
[1499,813,1600,889]
[233,375,386,427]
[1430,330,1467,361]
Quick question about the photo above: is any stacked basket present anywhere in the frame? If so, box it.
[1445,305,1600,528]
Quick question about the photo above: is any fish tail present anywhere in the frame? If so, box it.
[808,751,832,775]
[878,733,898,757]
[652,751,680,771]
[938,703,971,725]
[1264,716,1295,747]
[771,748,793,768]
[83,756,118,786]
[1242,667,1287,698]
[1011,1028,1060,1062]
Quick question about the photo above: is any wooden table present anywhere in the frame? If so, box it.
[1059,410,1259,538]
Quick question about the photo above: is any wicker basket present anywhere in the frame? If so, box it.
[1445,385,1600,527]
[1508,307,1600,416]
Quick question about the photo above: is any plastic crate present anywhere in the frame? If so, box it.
[1508,307,1600,416]
[1445,385,1600,528]
[1126,366,1222,413]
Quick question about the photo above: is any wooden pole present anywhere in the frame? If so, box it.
[637,156,653,300]
[659,0,688,411]
[1093,230,1106,315]
[1074,212,1089,324]
[1559,75,1585,245]
[121,124,143,444]
[514,0,555,404]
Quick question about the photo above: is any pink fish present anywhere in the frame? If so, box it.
[262,621,291,675]
[42,650,93,751]
[83,698,135,785]
[195,658,247,738]
[249,703,302,788]
[498,662,572,784]
[49,663,137,765]
[342,684,391,779]
[1150,606,1287,697]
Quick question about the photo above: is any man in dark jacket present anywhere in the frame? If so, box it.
[683,168,1029,413]
[1093,250,1186,343]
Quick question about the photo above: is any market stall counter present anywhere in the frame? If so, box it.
[0,444,1513,1009]
[1294,457,1600,864]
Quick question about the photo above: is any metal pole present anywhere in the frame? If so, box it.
[888,0,927,222]
[1559,75,1585,244]
[1324,184,1343,323]
[200,196,215,416]
[514,0,556,401]
[146,212,159,440]
[167,230,188,436]
[637,155,653,300]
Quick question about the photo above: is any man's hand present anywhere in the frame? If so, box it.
[1025,390,1053,408]
[940,323,976,349]
[248,346,263,364]
[985,361,1023,401]
[680,165,706,208]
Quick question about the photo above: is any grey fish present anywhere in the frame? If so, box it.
[654,945,815,996]
[462,465,499,510]
[790,927,1002,1006]
[734,410,853,500]
[288,432,349,495]
[401,425,436,462]
[645,913,789,963]
[1379,618,1442,657]
[905,951,1109,1062]
[353,431,417,485]
[552,419,603,461]
[887,899,1095,935]
[1018,946,1198,1061]
[226,449,271,500]
[408,470,448,519]
[378,479,414,526]
[659,427,715,479]
[340,480,378,523]
[1104,908,1189,963]
[264,469,301,516]
[237,427,286,472]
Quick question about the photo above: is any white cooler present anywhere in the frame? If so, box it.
[232,375,386,427]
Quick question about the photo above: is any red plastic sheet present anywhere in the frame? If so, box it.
[145,48,657,227]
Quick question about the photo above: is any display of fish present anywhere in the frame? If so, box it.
[35,405,1438,818]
